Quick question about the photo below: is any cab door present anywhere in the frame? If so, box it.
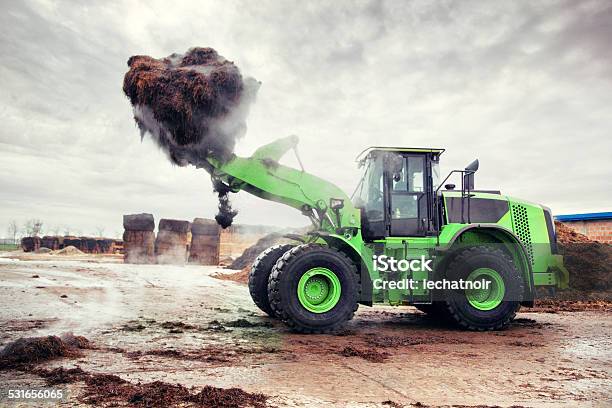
[384,154,430,236]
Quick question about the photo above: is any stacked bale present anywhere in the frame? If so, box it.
[189,218,220,265]
[97,239,116,254]
[123,213,156,264]
[113,240,124,254]
[21,237,41,252]
[83,238,99,253]
[20,235,121,255]
[76,237,90,253]
[63,236,81,250]
[155,219,191,264]
[41,236,62,251]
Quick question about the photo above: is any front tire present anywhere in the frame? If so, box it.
[443,246,524,331]
[268,244,359,333]
[248,244,294,317]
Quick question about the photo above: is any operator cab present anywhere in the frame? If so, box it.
[352,147,444,240]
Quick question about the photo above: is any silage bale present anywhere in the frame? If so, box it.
[123,213,155,231]
[63,237,80,250]
[41,236,60,251]
[96,239,115,254]
[113,239,124,254]
[189,218,220,265]
[190,218,220,236]
[83,238,98,253]
[158,219,190,233]
[155,219,191,265]
[123,230,155,264]
[77,237,90,253]
[21,237,42,252]
[123,213,156,264]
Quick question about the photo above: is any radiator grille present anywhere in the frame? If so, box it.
[511,204,534,265]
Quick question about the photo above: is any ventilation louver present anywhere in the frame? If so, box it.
[511,204,534,266]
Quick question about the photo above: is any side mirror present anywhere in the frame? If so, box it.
[465,159,479,173]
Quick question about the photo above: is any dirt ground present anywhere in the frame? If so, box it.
[0,252,610,407]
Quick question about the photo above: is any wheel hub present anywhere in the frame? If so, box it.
[465,267,505,311]
[304,277,330,303]
[297,267,341,313]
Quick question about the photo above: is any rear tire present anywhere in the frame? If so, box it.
[248,244,294,317]
[268,244,358,333]
[443,246,523,331]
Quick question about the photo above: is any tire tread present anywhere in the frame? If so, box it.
[248,244,294,316]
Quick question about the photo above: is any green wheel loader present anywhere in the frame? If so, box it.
[203,135,568,332]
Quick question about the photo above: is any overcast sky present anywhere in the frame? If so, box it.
[1,0,611,238]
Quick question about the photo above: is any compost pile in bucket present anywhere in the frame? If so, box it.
[555,221,612,291]
[123,47,259,228]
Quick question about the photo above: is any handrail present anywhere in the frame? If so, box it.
[434,168,477,246]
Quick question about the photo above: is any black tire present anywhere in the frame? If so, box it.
[248,244,295,317]
[443,246,524,331]
[268,244,359,333]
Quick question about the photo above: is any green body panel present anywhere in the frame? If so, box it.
[202,137,567,307]
[371,236,436,305]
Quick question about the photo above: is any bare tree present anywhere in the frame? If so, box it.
[49,225,61,235]
[94,226,105,237]
[23,221,32,236]
[24,219,44,237]
[63,226,71,236]
[32,219,43,236]
[7,220,18,244]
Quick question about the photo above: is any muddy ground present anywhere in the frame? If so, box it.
[0,252,610,407]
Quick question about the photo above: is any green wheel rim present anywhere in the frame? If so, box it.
[297,267,342,313]
[465,268,505,311]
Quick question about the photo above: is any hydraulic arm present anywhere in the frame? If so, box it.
[204,136,359,231]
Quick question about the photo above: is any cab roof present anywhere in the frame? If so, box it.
[356,146,445,162]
